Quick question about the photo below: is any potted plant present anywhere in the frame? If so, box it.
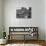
[0,26,7,44]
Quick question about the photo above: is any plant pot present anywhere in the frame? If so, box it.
[0,39,7,44]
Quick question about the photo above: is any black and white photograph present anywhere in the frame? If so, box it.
[16,7,31,18]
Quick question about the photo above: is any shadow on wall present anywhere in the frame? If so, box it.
[0,31,3,39]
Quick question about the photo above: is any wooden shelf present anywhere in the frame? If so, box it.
[10,32,30,35]
[9,27,38,40]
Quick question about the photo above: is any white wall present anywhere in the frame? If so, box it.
[4,0,45,40]
[32,0,45,40]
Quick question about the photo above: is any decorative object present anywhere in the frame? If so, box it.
[16,7,31,18]
[3,32,6,39]
[0,25,7,44]
[0,39,7,44]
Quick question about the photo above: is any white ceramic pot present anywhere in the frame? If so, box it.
[0,39,7,44]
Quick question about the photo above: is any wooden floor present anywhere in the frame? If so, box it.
[8,40,46,46]
[0,40,46,46]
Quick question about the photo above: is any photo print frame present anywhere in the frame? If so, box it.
[16,7,32,18]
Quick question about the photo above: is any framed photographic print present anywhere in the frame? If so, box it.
[16,7,31,18]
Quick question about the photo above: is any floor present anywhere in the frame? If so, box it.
[0,40,46,46]
[0,43,43,46]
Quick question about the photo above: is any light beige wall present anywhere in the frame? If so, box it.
[0,0,2,28]
[0,0,3,38]
[4,0,45,40]
[45,0,46,40]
